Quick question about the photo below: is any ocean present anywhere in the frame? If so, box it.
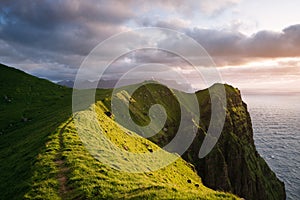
[243,94,300,200]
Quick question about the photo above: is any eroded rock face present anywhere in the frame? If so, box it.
[183,84,286,200]
[117,82,286,200]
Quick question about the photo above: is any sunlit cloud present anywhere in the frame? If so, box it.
[218,57,300,94]
[0,0,299,93]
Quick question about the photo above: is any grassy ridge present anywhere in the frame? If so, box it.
[0,64,238,199]
[0,64,72,199]
[25,106,237,199]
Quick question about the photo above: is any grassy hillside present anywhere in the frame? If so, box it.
[0,64,238,199]
[109,82,285,199]
[0,64,72,199]
[109,82,199,150]
[192,86,286,200]
[24,104,237,199]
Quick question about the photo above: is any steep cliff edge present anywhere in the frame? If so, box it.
[116,82,286,200]
[0,64,238,199]
[1,63,284,199]
[182,84,286,200]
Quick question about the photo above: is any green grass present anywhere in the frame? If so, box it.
[0,64,72,199]
[110,82,196,148]
[0,64,238,199]
[24,107,237,199]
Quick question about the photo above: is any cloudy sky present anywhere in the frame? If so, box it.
[1,0,300,94]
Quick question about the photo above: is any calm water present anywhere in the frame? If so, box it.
[243,94,300,200]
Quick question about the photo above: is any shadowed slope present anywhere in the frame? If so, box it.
[0,64,238,199]
[0,64,72,199]
[112,82,286,200]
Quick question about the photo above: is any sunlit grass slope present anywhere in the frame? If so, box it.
[0,64,238,199]
[25,104,237,199]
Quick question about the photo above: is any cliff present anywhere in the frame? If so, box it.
[0,64,238,199]
[0,62,284,199]
[182,84,286,200]
[117,82,286,200]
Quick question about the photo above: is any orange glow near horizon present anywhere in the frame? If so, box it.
[218,57,300,94]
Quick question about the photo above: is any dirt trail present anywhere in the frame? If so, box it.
[55,120,72,199]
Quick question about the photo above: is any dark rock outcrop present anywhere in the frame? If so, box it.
[182,84,286,200]
[116,82,286,200]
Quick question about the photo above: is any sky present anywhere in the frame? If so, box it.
[0,0,300,94]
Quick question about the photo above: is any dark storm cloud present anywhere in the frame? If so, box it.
[186,24,300,65]
[129,49,182,65]
[0,0,133,55]
[0,0,299,81]
[186,28,245,56]
[135,16,300,65]
[0,0,134,80]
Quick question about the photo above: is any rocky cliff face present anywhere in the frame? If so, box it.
[182,84,286,200]
[114,82,286,200]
